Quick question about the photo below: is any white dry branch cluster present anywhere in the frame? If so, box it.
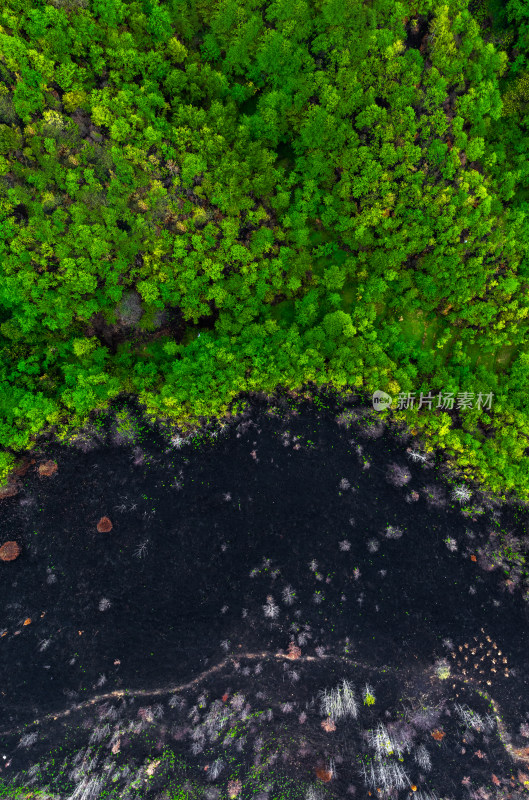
[451,485,472,505]
[230,693,246,712]
[297,629,312,646]
[26,764,40,780]
[17,732,38,748]
[318,679,358,721]
[423,485,447,509]
[305,786,325,800]
[367,723,395,758]
[454,703,495,733]
[191,729,205,755]
[407,448,429,463]
[192,698,243,748]
[89,724,110,745]
[336,410,357,428]
[69,775,107,800]
[134,540,149,559]
[414,793,440,800]
[361,758,410,793]
[385,524,403,539]
[281,585,296,605]
[414,744,432,771]
[66,749,122,800]
[365,721,420,778]
[96,704,118,722]
[208,758,225,781]
[386,463,412,487]
[263,596,279,619]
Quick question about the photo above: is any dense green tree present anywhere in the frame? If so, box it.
[0,0,529,500]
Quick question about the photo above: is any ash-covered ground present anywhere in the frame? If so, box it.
[0,388,528,800]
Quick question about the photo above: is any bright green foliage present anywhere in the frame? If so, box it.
[0,0,528,500]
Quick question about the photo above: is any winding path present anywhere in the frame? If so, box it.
[0,649,527,765]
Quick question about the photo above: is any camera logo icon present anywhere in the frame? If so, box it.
[372,390,392,411]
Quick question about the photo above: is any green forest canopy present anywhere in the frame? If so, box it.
[1,0,529,501]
